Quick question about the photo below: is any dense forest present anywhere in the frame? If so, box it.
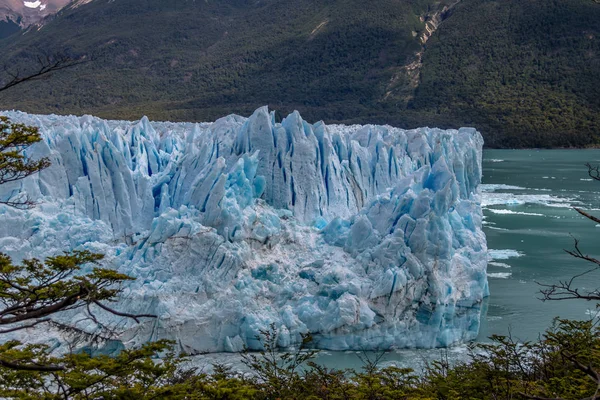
[0,0,598,148]
[409,0,600,148]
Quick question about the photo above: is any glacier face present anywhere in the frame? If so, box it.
[0,107,487,352]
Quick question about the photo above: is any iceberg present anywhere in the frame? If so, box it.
[0,107,487,352]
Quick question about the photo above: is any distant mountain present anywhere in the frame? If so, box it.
[0,0,598,148]
[0,0,75,36]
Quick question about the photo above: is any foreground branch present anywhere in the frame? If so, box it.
[0,358,64,372]
[575,207,600,226]
[92,300,156,324]
[0,54,88,93]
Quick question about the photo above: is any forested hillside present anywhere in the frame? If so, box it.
[409,0,600,148]
[0,0,598,148]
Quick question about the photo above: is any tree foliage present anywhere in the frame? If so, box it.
[0,340,187,399]
[0,251,156,338]
[2,317,599,399]
[0,233,165,397]
[0,69,170,397]
[0,116,50,207]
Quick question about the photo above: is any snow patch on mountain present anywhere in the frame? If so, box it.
[0,0,74,29]
[23,1,42,9]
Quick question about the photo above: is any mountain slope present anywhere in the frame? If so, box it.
[0,0,432,115]
[0,0,598,148]
[409,0,600,148]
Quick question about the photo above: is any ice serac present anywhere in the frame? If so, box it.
[0,107,487,352]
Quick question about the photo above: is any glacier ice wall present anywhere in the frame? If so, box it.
[0,107,487,352]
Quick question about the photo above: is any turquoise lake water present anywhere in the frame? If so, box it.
[479,149,600,341]
[190,149,600,372]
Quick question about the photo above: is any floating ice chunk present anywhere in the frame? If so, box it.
[480,184,525,192]
[488,249,524,260]
[487,272,512,279]
[481,192,574,208]
[487,209,544,217]
[488,262,512,269]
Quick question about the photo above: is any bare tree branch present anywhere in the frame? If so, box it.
[537,173,600,302]
[0,54,89,93]
[586,163,600,182]
[92,300,156,324]
[0,196,36,209]
[574,207,600,226]
[49,320,115,345]
[0,318,50,334]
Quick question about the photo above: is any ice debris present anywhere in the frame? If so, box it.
[0,107,487,352]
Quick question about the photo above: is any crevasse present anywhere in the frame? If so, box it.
[0,107,487,352]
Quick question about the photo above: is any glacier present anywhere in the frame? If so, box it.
[0,107,487,352]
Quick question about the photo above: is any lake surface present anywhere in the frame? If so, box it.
[479,149,600,342]
[190,149,600,372]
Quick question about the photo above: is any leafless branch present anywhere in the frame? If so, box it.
[574,207,600,226]
[585,163,600,182]
[0,53,89,93]
[0,197,36,209]
[92,300,155,324]
[0,318,50,334]
[538,206,600,301]
[49,320,114,343]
